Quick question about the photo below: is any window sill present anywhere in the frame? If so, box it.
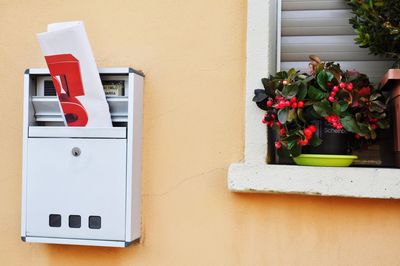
[228,163,400,199]
[231,1,400,200]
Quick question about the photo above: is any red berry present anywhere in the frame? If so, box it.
[276,121,282,127]
[327,82,332,87]
[304,128,313,139]
[291,102,298,108]
[333,86,339,92]
[290,97,297,103]
[285,101,290,107]
[371,124,377,130]
[339,82,346,89]
[309,125,317,133]
[297,101,304,108]
[262,119,267,124]
[330,91,336,96]
[298,139,309,146]
[279,128,285,136]
[328,96,335,102]
[275,141,282,149]
[267,100,273,107]
[355,134,361,139]
[347,83,353,90]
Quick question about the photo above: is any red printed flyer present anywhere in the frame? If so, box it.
[37,21,112,127]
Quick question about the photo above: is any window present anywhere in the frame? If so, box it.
[279,0,392,84]
[227,0,400,199]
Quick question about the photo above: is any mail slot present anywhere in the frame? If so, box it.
[21,67,144,247]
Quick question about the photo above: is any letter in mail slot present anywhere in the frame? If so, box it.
[45,54,88,126]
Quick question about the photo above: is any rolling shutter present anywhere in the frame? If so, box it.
[280,0,393,84]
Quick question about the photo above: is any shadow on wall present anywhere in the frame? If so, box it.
[45,243,137,265]
[233,192,400,214]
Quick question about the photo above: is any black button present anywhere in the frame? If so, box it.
[49,214,61,227]
[89,216,101,229]
[69,215,81,228]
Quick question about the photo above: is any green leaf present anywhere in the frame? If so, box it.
[371,130,377,140]
[369,101,384,112]
[338,100,349,112]
[275,89,283,97]
[275,71,288,80]
[287,139,297,150]
[317,71,328,91]
[309,134,322,147]
[298,74,308,80]
[358,123,370,135]
[261,78,276,97]
[288,68,297,79]
[355,112,362,122]
[290,144,302,158]
[297,108,306,123]
[282,84,299,98]
[253,89,268,102]
[341,116,361,133]
[313,100,333,117]
[287,109,297,122]
[297,82,308,100]
[285,134,300,142]
[326,71,334,81]
[377,120,390,129]
[308,86,328,101]
[333,101,341,115]
[278,108,289,124]
[303,106,322,120]
[370,93,381,101]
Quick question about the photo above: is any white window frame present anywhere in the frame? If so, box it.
[227,0,400,199]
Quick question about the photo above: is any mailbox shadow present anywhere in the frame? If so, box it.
[46,241,141,265]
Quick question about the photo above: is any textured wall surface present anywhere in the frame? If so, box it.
[1,1,400,265]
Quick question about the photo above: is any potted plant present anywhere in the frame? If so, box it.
[253,56,389,167]
[348,0,400,66]
[348,0,400,166]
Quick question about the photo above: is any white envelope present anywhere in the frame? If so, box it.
[37,21,112,127]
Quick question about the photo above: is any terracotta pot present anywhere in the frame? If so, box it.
[379,69,400,167]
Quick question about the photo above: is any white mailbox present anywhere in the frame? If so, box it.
[21,68,144,247]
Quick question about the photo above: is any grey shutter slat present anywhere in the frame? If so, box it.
[281,36,383,61]
[282,0,348,10]
[280,0,392,85]
[282,10,354,36]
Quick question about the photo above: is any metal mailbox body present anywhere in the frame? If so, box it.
[21,68,144,247]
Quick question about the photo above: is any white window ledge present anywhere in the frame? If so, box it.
[227,0,400,199]
[228,163,400,199]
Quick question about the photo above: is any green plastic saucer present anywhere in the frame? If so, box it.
[293,154,358,167]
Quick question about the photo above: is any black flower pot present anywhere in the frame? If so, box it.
[302,120,350,155]
[269,127,294,164]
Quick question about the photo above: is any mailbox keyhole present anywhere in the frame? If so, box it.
[72,147,81,157]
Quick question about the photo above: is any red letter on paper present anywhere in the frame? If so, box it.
[45,54,88,126]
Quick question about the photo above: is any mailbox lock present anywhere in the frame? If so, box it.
[71,147,81,157]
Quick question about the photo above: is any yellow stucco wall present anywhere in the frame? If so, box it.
[1,1,400,265]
